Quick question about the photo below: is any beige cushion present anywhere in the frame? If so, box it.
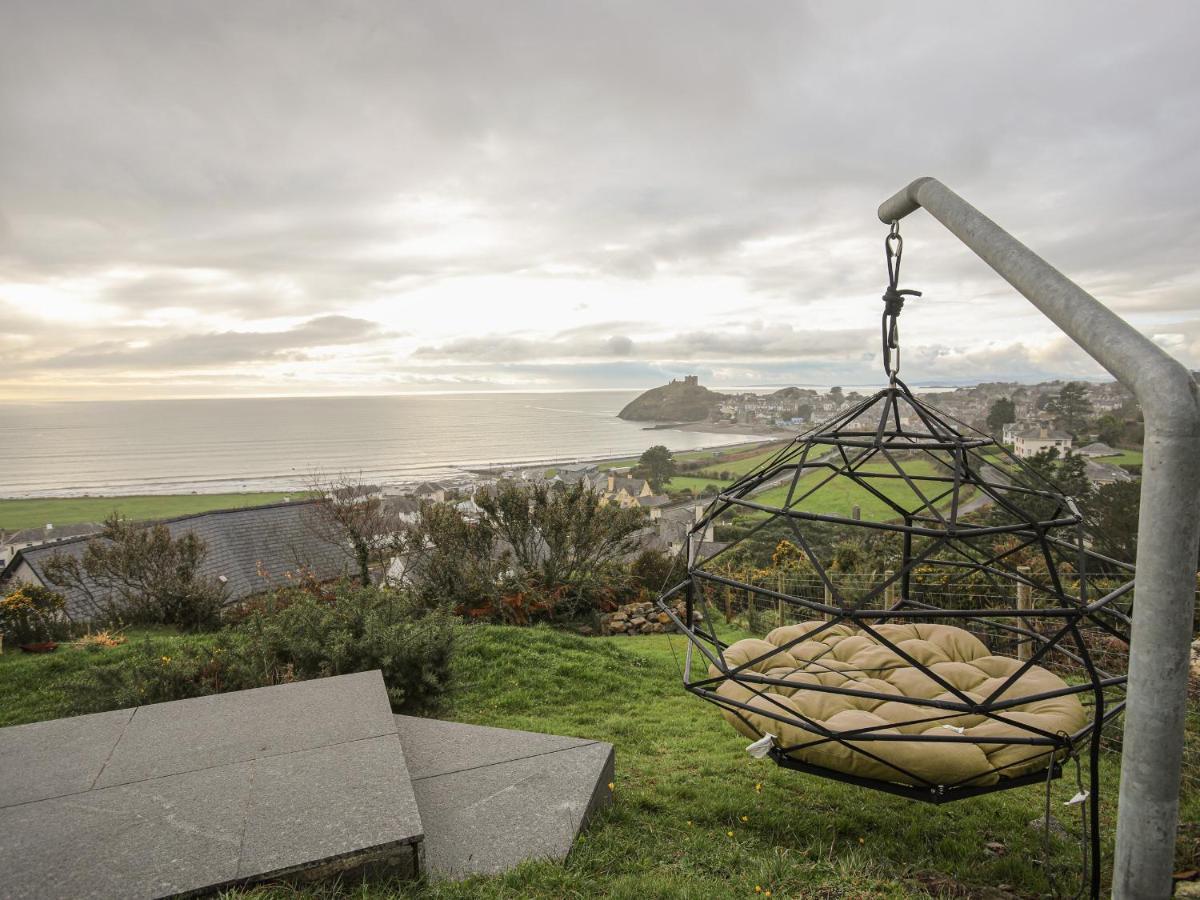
[709,620,1086,787]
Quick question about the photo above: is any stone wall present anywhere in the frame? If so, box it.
[598,599,703,636]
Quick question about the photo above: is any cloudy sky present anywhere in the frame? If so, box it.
[1,1,1197,401]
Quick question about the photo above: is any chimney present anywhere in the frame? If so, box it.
[607,472,615,493]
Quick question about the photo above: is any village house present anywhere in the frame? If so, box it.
[1013,426,1073,459]
[0,501,351,623]
[0,522,103,569]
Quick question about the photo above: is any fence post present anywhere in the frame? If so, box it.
[884,569,895,607]
[824,583,833,622]
[1016,565,1032,661]
[723,589,732,624]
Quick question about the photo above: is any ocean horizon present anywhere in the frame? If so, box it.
[0,391,760,499]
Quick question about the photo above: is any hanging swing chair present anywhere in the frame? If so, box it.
[658,222,1133,896]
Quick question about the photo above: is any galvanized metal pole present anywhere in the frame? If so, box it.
[878,177,1200,899]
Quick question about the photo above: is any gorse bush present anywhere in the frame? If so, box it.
[234,582,461,709]
[0,584,68,644]
[71,581,461,714]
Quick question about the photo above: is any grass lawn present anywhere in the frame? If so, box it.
[5,623,1189,898]
[740,459,969,523]
[690,444,795,480]
[1100,449,1142,468]
[600,442,775,472]
[0,492,299,531]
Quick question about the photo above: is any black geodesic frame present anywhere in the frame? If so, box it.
[657,379,1133,891]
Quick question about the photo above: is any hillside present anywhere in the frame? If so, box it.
[617,378,727,422]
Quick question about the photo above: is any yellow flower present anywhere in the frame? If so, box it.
[607,782,614,791]
[754,782,762,793]
[858,836,865,844]
[740,815,749,822]
[160,656,172,664]
[755,887,762,894]
[687,820,693,826]
[727,830,734,837]
[764,892,772,898]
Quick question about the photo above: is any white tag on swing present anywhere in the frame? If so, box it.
[940,724,966,735]
[746,734,775,758]
[1064,790,1090,806]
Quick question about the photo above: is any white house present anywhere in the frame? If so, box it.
[1013,427,1073,459]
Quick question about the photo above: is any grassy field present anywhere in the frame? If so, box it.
[0,493,298,531]
[674,457,968,523]
[5,623,1190,897]
[1098,449,1142,468]
[600,442,775,472]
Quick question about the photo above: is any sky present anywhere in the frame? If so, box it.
[1,1,1198,401]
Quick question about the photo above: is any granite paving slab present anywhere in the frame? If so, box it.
[0,707,133,807]
[395,714,598,780]
[94,669,397,788]
[0,672,423,899]
[395,716,614,878]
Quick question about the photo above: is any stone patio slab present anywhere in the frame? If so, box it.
[0,707,133,806]
[0,672,423,899]
[94,670,396,788]
[395,714,598,780]
[0,761,251,900]
[238,734,423,880]
[396,716,614,878]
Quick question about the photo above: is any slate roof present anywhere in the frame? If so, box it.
[636,495,671,508]
[1,500,351,622]
[3,522,104,546]
[1014,427,1072,441]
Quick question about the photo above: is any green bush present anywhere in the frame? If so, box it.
[0,584,69,644]
[71,582,461,714]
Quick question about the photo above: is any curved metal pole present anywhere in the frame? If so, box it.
[879,177,1200,899]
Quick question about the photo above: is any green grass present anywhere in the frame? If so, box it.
[599,442,774,472]
[0,626,190,726]
[0,493,299,531]
[1100,449,1142,467]
[7,623,1193,897]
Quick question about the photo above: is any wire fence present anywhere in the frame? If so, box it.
[697,571,1200,791]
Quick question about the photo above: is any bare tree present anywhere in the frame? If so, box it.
[304,474,398,586]
[42,513,226,631]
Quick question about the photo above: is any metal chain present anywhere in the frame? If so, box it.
[881,220,922,382]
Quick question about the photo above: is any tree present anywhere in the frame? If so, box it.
[305,475,397,586]
[1084,480,1140,565]
[1046,382,1093,435]
[986,397,1016,436]
[829,386,844,404]
[1095,414,1124,447]
[637,445,677,491]
[396,481,647,619]
[43,514,226,631]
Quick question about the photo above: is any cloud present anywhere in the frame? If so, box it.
[0,0,1198,397]
[41,315,390,370]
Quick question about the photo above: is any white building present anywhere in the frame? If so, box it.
[1013,427,1073,459]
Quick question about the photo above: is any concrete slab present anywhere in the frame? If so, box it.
[95,670,396,788]
[0,761,251,900]
[396,716,614,878]
[395,714,597,780]
[0,672,424,899]
[238,734,423,880]
[0,707,133,806]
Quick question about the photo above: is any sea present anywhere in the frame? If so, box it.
[0,391,759,499]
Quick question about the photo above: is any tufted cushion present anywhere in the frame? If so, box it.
[710,620,1086,787]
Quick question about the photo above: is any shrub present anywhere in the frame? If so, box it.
[41,514,225,632]
[232,583,461,709]
[71,582,462,714]
[0,584,68,644]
